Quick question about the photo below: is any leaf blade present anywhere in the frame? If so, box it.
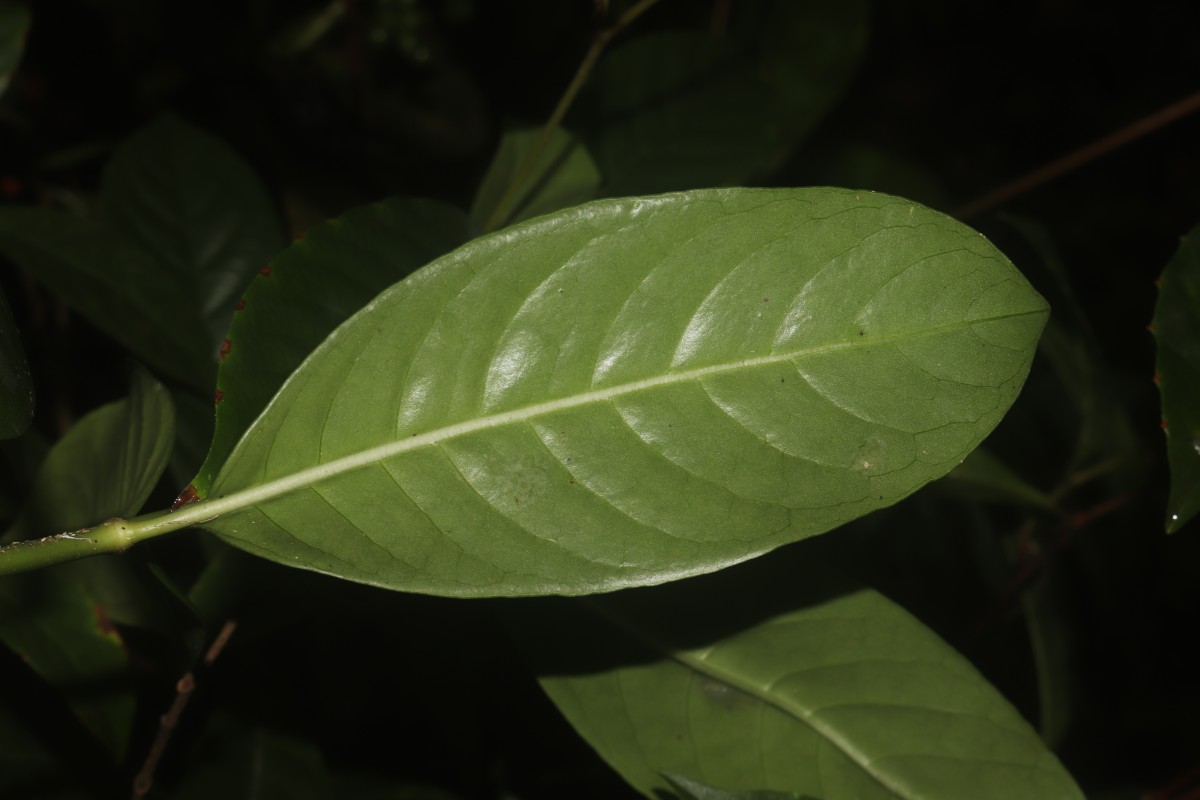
[1154,224,1200,532]
[202,188,1047,596]
[520,561,1083,799]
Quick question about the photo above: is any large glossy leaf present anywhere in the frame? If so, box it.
[520,561,1083,799]
[577,0,867,195]
[196,188,1046,596]
[0,1,29,99]
[0,285,32,438]
[470,126,601,233]
[0,368,176,757]
[0,115,284,389]
[191,197,469,497]
[1153,223,1200,532]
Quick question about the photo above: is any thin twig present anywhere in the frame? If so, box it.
[131,620,237,799]
[482,0,663,233]
[964,494,1130,643]
[955,90,1200,219]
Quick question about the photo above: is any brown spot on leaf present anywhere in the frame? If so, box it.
[214,389,224,404]
[259,266,272,277]
[92,603,117,637]
[234,299,246,311]
[219,339,232,361]
[171,484,200,510]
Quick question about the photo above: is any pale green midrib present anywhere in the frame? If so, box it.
[580,599,909,798]
[664,646,909,798]
[147,307,1044,537]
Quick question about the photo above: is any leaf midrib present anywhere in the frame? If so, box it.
[159,308,1041,535]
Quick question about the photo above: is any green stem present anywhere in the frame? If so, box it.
[482,0,662,233]
[0,504,208,577]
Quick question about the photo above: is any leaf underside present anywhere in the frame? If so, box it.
[205,188,1047,597]
[524,562,1083,799]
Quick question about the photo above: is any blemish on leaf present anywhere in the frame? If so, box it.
[92,602,117,637]
[234,299,246,312]
[219,339,232,361]
[1161,418,1169,431]
[1153,373,1161,385]
[762,296,769,303]
[259,266,272,277]
[171,484,200,510]
[214,389,225,405]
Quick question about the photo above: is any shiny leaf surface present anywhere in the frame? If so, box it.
[201,188,1046,596]
[1154,224,1200,532]
[193,197,469,496]
[526,562,1083,799]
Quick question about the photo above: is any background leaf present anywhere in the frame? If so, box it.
[470,126,601,233]
[0,367,175,758]
[0,284,32,437]
[1153,224,1200,532]
[0,114,284,390]
[200,188,1046,597]
[0,0,28,99]
[191,196,469,497]
[101,113,287,349]
[577,0,867,195]
[517,559,1083,800]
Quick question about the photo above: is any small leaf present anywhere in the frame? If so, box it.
[1154,224,1200,532]
[0,1,29,100]
[192,196,469,496]
[939,448,1055,510]
[470,126,601,232]
[199,188,1046,596]
[11,366,174,537]
[520,560,1083,799]
[0,285,32,438]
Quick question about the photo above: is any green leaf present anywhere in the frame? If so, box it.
[0,208,213,386]
[470,126,601,233]
[0,368,175,757]
[939,448,1055,510]
[579,0,867,195]
[11,366,173,538]
[0,115,284,389]
[521,561,1083,799]
[665,773,808,800]
[191,196,469,497]
[1154,224,1200,532]
[101,113,287,348]
[0,1,29,100]
[0,285,32,438]
[196,188,1046,597]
